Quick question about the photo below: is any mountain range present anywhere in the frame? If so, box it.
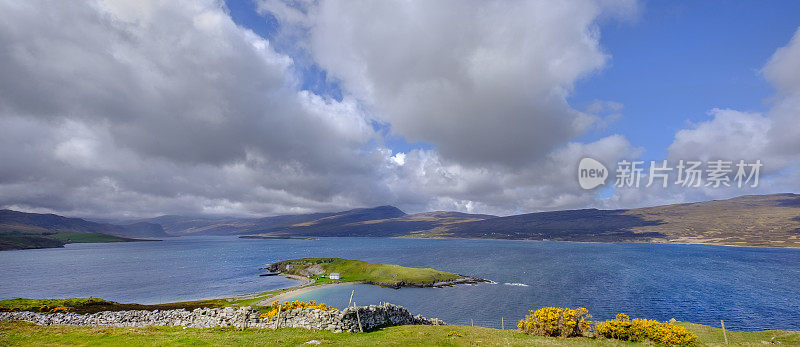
[2,193,799,250]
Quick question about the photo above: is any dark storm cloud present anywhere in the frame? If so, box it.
[0,0,392,217]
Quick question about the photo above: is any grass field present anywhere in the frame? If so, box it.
[1,321,798,346]
[3,297,799,346]
[269,258,463,287]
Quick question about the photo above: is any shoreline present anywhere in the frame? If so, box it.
[258,281,357,306]
[5,235,799,253]
[394,235,800,250]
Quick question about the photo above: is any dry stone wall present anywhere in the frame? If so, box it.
[0,303,444,333]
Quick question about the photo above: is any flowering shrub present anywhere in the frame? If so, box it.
[15,305,75,313]
[517,307,592,337]
[596,313,697,345]
[258,300,337,320]
[446,330,464,337]
[48,306,72,313]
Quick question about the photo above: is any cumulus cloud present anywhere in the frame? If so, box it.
[667,109,771,164]
[763,28,800,161]
[0,0,641,217]
[388,135,638,215]
[259,0,638,167]
[0,0,391,217]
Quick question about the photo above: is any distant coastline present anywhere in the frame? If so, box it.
[0,232,158,252]
[4,193,800,251]
[239,235,316,240]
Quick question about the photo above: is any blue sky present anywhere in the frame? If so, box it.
[571,0,800,160]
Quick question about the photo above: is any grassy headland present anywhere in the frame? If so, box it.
[266,258,484,288]
[0,232,140,251]
[2,321,798,346]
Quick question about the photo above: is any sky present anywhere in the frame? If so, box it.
[0,0,799,218]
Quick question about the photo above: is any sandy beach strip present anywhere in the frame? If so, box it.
[256,275,358,306]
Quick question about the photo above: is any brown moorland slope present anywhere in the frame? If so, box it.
[245,194,800,247]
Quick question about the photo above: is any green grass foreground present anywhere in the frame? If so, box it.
[270,258,463,287]
[1,321,798,346]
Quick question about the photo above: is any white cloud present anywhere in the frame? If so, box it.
[260,0,638,167]
[391,153,406,166]
[0,0,650,217]
[388,135,638,215]
[668,109,771,164]
[0,0,393,218]
[763,28,800,161]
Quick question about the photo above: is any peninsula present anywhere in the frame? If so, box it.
[265,258,487,289]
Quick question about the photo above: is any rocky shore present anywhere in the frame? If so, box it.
[365,275,489,289]
[0,303,444,333]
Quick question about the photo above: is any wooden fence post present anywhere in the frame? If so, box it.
[275,305,282,330]
[349,289,354,307]
[721,320,728,344]
[355,301,363,332]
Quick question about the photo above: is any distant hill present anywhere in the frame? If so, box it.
[133,206,408,236]
[116,222,170,238]
[0,210,160,251]
[135,205,492,237]
[125,215,256,235]
[417,193,800,247]
[1,209,126,235]
[245,209,496,238]
[243,194,800,248]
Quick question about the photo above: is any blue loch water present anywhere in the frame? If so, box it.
[1,236,798,331]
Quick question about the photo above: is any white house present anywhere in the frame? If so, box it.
[329,272,341,280]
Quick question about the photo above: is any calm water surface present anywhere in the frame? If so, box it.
[1,236,798,331]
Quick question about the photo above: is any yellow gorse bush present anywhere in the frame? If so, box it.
[517,307,592,337]
[48,306,72,313]
[596,312,698,345]
[11,305,75,313]
[446,330,464,337]
[258,300,338,320]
